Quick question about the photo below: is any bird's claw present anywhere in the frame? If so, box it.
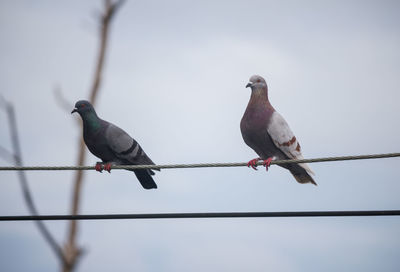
[262,158,273,171]
[95,162,103,172]
[95,162,112,173]
[104,163,112,173]
[247,158,260,170]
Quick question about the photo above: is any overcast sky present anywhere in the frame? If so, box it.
[1,0,400,271]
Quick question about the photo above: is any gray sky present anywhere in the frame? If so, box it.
[1,0,400,271]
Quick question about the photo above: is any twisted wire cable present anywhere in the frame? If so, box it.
[0,152,399,171]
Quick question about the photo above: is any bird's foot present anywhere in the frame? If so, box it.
[247,158,261,170]
[104,163,112,173]
[262,157,273,171]
[95,162,103,172]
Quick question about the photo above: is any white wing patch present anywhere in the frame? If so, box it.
[267,111,314,175]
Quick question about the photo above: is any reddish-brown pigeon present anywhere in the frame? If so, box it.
[240,75,316,185]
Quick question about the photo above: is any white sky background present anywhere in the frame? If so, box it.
[0,0,400,271]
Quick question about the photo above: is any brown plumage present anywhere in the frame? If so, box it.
[240,75,316,185]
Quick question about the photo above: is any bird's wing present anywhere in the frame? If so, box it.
[104,123,156,168]
[267,111,314,175]
[104,123,140,161]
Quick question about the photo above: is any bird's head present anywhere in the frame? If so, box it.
[246,75,267,90]
[71,100,94,115]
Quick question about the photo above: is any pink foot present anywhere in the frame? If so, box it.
[104,163,112,173]
[262,157,273,171]
[95,162,103,172]
[247,158,261,170]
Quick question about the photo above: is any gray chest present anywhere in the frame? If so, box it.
[84,130,114,162]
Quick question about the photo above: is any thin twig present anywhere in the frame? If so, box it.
[0,98,68,266]
[63,1,125,271]
[54,85,74,113]
[0,145,15,164]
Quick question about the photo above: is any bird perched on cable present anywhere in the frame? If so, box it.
[71,100,158,189]
[240,75,316,185]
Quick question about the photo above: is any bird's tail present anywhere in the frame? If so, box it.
[287,163,317,185]
[132,169,158,189]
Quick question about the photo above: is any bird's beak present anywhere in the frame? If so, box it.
[71,108,77,114]
[246,82,252,88]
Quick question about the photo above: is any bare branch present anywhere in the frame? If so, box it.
[0,97,68,266]
[54,85,74,113]
[63,1,125,271]
[0,145,16,164]
[0,94,6,108]
[105,0,126,22]
[88,0,125,104]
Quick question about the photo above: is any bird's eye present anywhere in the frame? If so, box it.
[81,104,85,108]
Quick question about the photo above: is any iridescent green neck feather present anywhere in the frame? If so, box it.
[82,111,101,132]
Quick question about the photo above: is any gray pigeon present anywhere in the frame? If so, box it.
[240,75,316,185]
[71,100,158,189]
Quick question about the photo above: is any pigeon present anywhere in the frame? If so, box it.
[240,75,316,185]
[71,100,158,189]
